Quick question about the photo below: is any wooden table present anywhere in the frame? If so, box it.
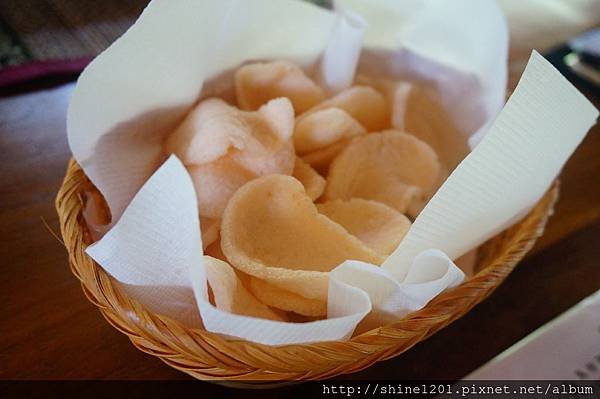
[0,70,598,387]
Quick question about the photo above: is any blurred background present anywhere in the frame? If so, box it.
[0,0,598,88]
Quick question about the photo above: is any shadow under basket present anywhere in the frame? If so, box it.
[55,158,559,382]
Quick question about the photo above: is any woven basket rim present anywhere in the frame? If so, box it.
[55,158,558,381]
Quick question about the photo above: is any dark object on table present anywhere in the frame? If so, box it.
[545,29,600,94]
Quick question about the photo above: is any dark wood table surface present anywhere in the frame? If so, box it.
[0,67,598,387]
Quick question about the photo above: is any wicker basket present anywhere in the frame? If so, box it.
[55,158,558,382]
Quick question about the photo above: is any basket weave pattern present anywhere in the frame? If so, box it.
[55,159,558,381]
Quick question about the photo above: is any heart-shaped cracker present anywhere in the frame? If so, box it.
[167,97,295,218]
[393,83,468,170]
[247,276,327,317]
[221,174,383,301]
[164,97,294,165]
[294,107,366,155]
[204,256,284,321]
[317,198,411,256]
[187,156,255,219]
[235,61,326,113]
[298,86,389,132]
[325,130,440,213]
[357,75,468,170]
[230,139,295,177]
